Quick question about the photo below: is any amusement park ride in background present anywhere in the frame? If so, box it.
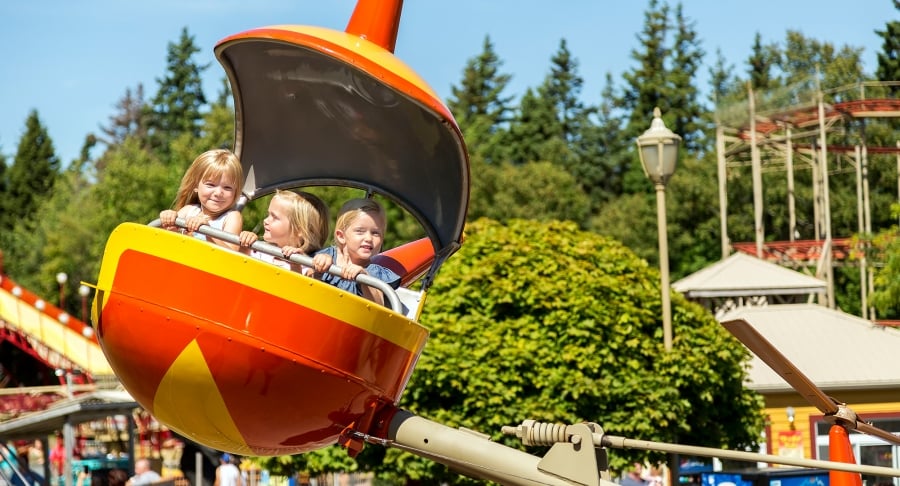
[87,1,900,485]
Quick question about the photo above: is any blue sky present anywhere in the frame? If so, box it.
[1,1,895,165]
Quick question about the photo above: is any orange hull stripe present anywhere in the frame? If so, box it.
[96,223,428,352]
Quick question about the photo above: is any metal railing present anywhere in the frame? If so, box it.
[147,219,404,313]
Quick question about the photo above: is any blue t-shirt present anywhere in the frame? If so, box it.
[316,246,401,297]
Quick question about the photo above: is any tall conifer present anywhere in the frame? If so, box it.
[146,27,209,158]
[875,1,900,92]
[446,36,513,164]
[0,110,60,233]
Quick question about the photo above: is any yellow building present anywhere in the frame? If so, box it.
[721,304,900,484]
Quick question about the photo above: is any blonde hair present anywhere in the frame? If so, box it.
[272,190,328,253]
[173,149,243,215]
[334,198,387,247]
[296,191,330,250]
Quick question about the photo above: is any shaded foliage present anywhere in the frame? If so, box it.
[375,219,764,484]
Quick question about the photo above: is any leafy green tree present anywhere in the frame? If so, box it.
[4,138,174,305]
[0,110,60,238]
[2,164,95,312]
[592,150,723,278]
[591,191,656,263]
[467,160,590,223]
[446,36,514,164]
[370,219,763,484]
[866,220,900,318]
[146,27,209,158]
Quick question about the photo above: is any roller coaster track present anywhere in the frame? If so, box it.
[741,98,900,139]
[0,272,112,416]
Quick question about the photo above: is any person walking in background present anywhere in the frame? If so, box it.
[26,439,45,482]
[159,148,244,251]
[48,435,64,484]
[214,454,243,486]
[126,458,161,486]
[620,462,648,486]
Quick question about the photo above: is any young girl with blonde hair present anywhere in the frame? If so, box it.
[159,149,244,250]
[238,190,329,275]
[312,198,400,305]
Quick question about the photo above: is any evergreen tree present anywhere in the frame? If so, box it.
[447,36,513,130]
[0,149,7,208]
[709,49,738,107]
[100,84,149,150]
[618,0,671,194]
[579,74,630,208]
[507,40,590,168]
[621,0,670,141]
[668,3,707,152]
[446,36,514,164]
[875,1,900,93]
[747,33,777,91]
[74,134,99,174]
[214,76,233,108]
[542,39,589,145]
[146,27,209,158]
[506,88,566,165]
[0,110,60,235]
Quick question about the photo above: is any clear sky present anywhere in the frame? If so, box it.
[1,1,895,165]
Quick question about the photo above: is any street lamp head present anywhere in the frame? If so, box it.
[637,107,682,185]
[78,284,91,297]
[56,272,68,285]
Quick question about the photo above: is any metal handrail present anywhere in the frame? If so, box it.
[147,218,403,313]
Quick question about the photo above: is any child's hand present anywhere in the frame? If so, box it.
[282,246,302,257]
[312,253,333,273]
[160,210,177,229]
[341,263,365,281]
[239,231,258,247]
[184,214,210,232]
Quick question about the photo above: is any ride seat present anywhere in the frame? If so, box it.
[374,237,434,320]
